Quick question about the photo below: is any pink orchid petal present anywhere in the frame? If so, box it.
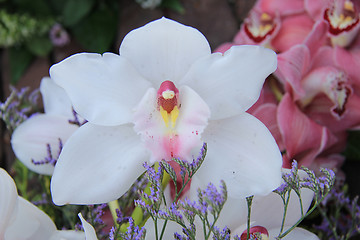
[120,18,211,87]
[305,93,360,133]
[305,0,330,20]
[133,86,210,163]
[275,44,311,98]
[197,113,282,199]
[278,94,335,167]
[272,14,314,53]
[181,45,277,120]
[11,114,79,175]
[0,168,18,236]
[303,20,329,54]
[257,0,305,15]
[50,52,152,126]
[334,46,360,84]
[51,123,149,205]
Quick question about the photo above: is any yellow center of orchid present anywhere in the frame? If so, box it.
[247,12,274,38]
[328,1,357,29]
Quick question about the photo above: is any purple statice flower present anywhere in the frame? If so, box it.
[31,138,63,166]
[0,86,40,132]
[124,217,146,240]
[49,23,70,47]
[115,208,130,225]
[31,193,48,206]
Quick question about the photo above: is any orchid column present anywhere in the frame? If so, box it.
[49,18,282,210]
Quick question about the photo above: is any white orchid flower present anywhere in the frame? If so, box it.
[11,77,79,175]
[0,168,86,240]
[50,17,282,205]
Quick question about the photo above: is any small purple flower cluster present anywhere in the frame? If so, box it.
[0,86,40,132]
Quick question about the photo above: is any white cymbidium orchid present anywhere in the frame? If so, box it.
[50,17,282,205]
[11,77,79,175]
[0,168,87,240]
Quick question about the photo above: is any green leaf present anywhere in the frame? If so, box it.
[161,0,185,14]
[13,0,52,16]
[62,0,96,27]
[9,47,34,84]
[72,7,117,53]
[25,35,53,57]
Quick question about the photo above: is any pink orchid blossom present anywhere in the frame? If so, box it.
[0,168,89,240]
[305,0,360,47]
[11,77,79,175]
[50,18,282,205]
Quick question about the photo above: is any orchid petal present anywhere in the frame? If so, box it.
[0,168,17,236]
[40,77,73,119]
[119,17,211,86]
[272,14,314,52]
[5,197,57,240]
[269,227,319,240]
[11,114,79,175]
[278,94,338,168]
[258,0,305,15]
[181,45,277,120]
[51,123,149,205]
[50,52,152,126]
[133,86,210,162]
[79,213,98,240]
[275,44,311,98]
[50,230,85,240]
[197,112,282,199]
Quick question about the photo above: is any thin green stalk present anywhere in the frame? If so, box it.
[279,192,291,236]
[246,196,254,240]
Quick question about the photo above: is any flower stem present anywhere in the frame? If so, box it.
[246,196,254,240]
[108,200,120,228]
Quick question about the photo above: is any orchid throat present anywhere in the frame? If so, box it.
[157,80,180,129]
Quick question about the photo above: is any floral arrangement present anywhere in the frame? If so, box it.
[1,0,360,239]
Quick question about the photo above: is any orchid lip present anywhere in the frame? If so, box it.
[244,11,277,43]
[324,0,360,35]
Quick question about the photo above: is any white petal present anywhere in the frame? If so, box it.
[11,114,79,175]
[0,168,18,236]
[51,123,149,205]
[250,169,314,230]
[78,213,98,240]
[119,18,211,86]
[5,197,57,240]
[180,45,277,120]
[197,113,282,199]
[269,227,319,240]
[50,52,152,126]
[133,86,210,162]
[40,77,74,119]
[50,230,85,240]
[143,216,184,240]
